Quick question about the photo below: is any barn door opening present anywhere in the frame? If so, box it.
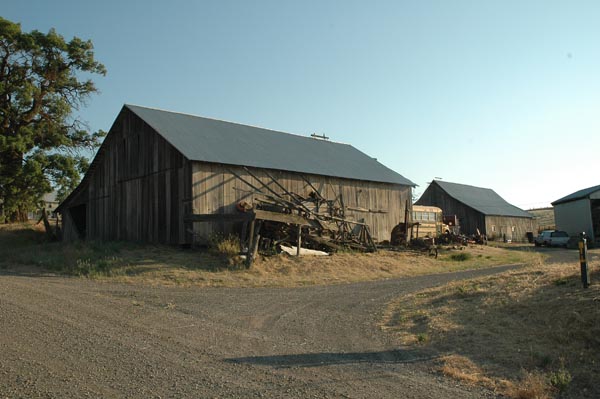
[591,199,600,243]
[69,204,87,239]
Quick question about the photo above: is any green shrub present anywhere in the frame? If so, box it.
[416,333,429,343]
[450,252,472,262]
[208,234,240,257]
[549,362,572,393]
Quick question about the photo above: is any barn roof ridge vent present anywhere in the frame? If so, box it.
[310,133,330,140]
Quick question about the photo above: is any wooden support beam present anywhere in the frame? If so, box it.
[242,167,283,200]
[185,213,253,223]
[247,219,255,248]
[185,210,314,227]
[263,170,314,215]
[246,221,262,268]
[252,209,312,226]
[296,225,302,256]
[300,175,325,201]
[240,220,248,252]
[226,167,266,195]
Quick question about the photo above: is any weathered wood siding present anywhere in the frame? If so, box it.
[191,162,411,243]
[62,109,191,244]
[416,184,486,235]
[484,215,535,242]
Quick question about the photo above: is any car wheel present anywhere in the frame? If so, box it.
[534,242,540,247]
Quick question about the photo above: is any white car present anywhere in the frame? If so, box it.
[534,230,569,247]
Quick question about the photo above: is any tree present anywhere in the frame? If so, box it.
[0,17,106,222]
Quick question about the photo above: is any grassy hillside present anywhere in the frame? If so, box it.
[529,207,555,231]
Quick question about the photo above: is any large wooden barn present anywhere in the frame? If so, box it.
[57,105,415,245]
[415,180,535,242]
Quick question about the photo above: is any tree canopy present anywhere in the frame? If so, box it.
[0,17,106,222]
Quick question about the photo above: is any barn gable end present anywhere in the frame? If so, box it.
[58,107,191,244]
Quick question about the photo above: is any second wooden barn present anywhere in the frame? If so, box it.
[57,105,415,246]
[416,180,535,242]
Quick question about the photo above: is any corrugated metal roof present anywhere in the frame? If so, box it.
[552,184,600,205]
[126,105,415,186]
[432,180,532,218]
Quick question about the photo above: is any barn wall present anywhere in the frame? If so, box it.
[191,162,412,243]
[484,215,535,242]
[554,199,593,240]
[61,109,191,244]
[415,184,486,235]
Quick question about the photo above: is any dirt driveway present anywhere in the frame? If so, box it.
[526,245,599,264]
[0,264,525,398]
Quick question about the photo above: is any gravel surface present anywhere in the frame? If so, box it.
[0,264,523,398]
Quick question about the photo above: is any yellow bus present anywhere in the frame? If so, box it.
[412,205,444,238]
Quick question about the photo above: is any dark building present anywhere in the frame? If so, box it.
[416,180,534,242]
[57,105,415,244]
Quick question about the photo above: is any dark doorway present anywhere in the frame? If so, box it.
[591,200,600,242]
[69,204,87,239]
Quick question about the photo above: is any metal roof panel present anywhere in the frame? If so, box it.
[432,180,532,218]
[552,184,600,205]
[126,105,415,186]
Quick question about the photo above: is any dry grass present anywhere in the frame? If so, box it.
[509,371,555,399]
[381,253,600,398]
[0,222,538,288]
[90,244,536,288]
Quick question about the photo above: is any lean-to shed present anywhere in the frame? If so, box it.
[57,105,415,245]
[415,180,534,242]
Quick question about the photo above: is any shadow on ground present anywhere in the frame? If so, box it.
[225,349,437,368]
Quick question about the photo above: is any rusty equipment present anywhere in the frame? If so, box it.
[223,169,378,265]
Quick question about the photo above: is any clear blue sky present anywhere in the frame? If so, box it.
[4,0,600,208]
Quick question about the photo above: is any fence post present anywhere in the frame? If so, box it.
[579,233,590,288]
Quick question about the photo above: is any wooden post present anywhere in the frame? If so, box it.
[38,208,56,241]
[404,199,410,247]
[296,224,302,256]
[579,233,591,288]
[251,233,261,261]
[246,221,261,268]
[247,220,255,250]
[240,220,248,252]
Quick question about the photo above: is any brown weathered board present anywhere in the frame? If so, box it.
[190,162,411,244]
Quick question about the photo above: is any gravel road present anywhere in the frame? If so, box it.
[0,264,523,398]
